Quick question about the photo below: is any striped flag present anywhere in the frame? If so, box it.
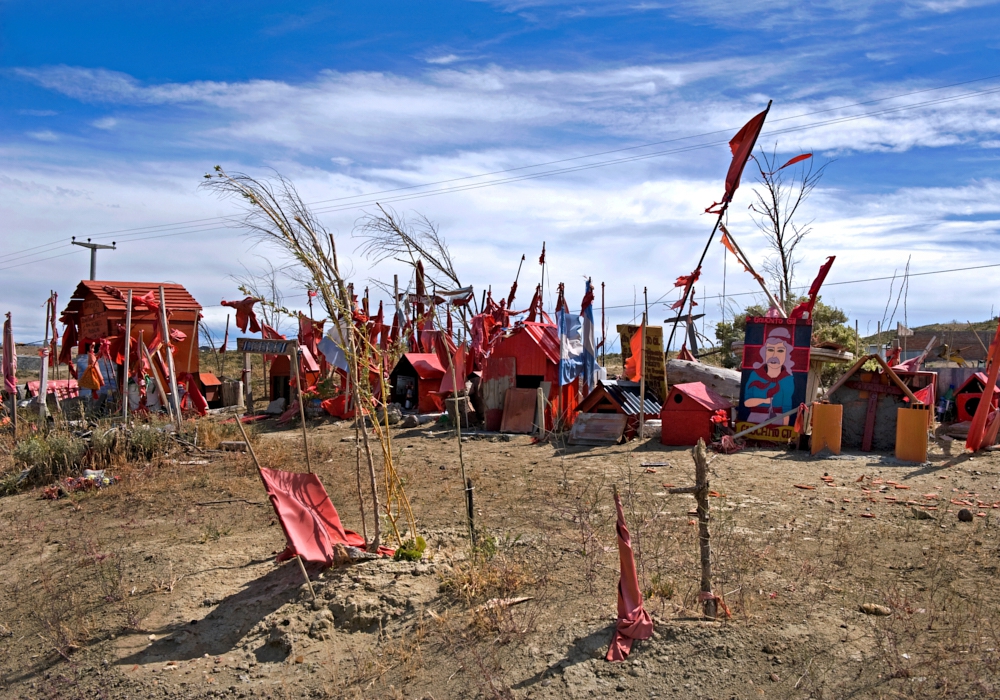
[581,279,598,393]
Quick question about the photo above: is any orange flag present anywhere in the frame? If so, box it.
[624,324,644,381]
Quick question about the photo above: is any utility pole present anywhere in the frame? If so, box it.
[71,237,116,280]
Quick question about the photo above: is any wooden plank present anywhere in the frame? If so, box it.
[483,356,515,431]
[568,413,627,446]
[500,388,537,433]
[862,391,879,452]
[237,337,294,355]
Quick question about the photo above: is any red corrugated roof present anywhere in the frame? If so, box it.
[521,322,561,365]
[672,382,732,411]
[404,353,446,379]
[63,280,201,315]
[957,371,991,394]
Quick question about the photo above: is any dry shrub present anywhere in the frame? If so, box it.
[193,416,260,450]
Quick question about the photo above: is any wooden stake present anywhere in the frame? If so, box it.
[122,290,133,423]
[141,336,171,422]
[446,330,475,551]
[296,555,317,602]
[243,352,253,414]
[158,286,183,432]
[291,343,312,473]
[693,439,716,618]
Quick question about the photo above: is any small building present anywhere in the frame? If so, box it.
[824,355,927,452]
[660,382,732,446]
[389,353,445,413]
[577,380,662,440]
[268,347,321,404]
[60,280,218,395]
[955,371,997,422]
[484,322,578,431]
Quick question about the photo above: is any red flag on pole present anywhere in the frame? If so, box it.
[624,324,644,381]
[706,103,772,213]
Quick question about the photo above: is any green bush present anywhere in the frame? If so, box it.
[12,433,87,485]
[393,536,427,562]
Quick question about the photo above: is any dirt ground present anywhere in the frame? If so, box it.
[3,416,1000,699]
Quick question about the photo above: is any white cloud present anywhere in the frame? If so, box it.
[6,61,1000,339]
[426,54,462,65]
[26,130,58,142]
[18,109,57,116]
[91,117,118,130]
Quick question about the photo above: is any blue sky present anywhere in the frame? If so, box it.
[2,1,1000,348]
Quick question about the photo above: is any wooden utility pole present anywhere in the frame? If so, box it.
[38,294,51,423]
[122,289,133,422]
[158,286,183,432]
[639,287,648,439]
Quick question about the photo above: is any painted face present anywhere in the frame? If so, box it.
[765,341,787,367]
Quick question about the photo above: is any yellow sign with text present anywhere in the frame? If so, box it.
[617,324,667,402]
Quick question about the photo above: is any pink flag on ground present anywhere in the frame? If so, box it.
[607,490,653,662]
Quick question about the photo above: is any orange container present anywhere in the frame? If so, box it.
[895,407,928,463]
[810,402,842,455]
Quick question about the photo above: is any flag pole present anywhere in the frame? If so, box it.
[600,282,606,367]
[639,287,648,440]
[666,211,725,353]
[667,99,772,352]
[719,225,786,317]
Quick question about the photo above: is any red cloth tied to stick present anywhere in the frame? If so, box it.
[258,467,393,565]
[606,490,653,662]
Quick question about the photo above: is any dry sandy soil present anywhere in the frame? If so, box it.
[2,416,1000,699]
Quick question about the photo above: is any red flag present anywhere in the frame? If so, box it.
[624,325,644,381]
[671,268,701,310]
[807,255,835,298]
[790,256,836,319]
[707,104,771,213]
[606,490,653,662]
[774,153,812,172]
[538,242,546,266]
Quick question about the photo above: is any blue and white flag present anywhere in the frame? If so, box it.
[557,305,583,386]
[581,279,599,393]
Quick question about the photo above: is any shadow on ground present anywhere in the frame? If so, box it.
[118,560,304,666]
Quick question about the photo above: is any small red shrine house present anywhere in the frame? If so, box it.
[661,382,732,446]
[486,322,578,431]
[955,371,998,422]
[390,353,446,413]
[59,281,219,395]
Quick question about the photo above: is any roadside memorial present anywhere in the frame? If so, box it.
[735,316,812,442]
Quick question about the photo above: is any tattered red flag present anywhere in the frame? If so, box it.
[706,103,771,213]
[538,242,546,266]
[775,153,812,172]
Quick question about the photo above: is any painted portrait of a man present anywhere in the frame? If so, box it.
[743,326,796,425]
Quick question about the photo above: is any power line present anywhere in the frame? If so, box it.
[3,74,1000,269]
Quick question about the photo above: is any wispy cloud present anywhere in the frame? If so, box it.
[26,130,59,141]
[91,117,118,130]
[18,109,58,116]
[426,54,462,65]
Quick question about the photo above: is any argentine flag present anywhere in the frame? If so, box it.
[557,305,583,386]
[581,279,599,393]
